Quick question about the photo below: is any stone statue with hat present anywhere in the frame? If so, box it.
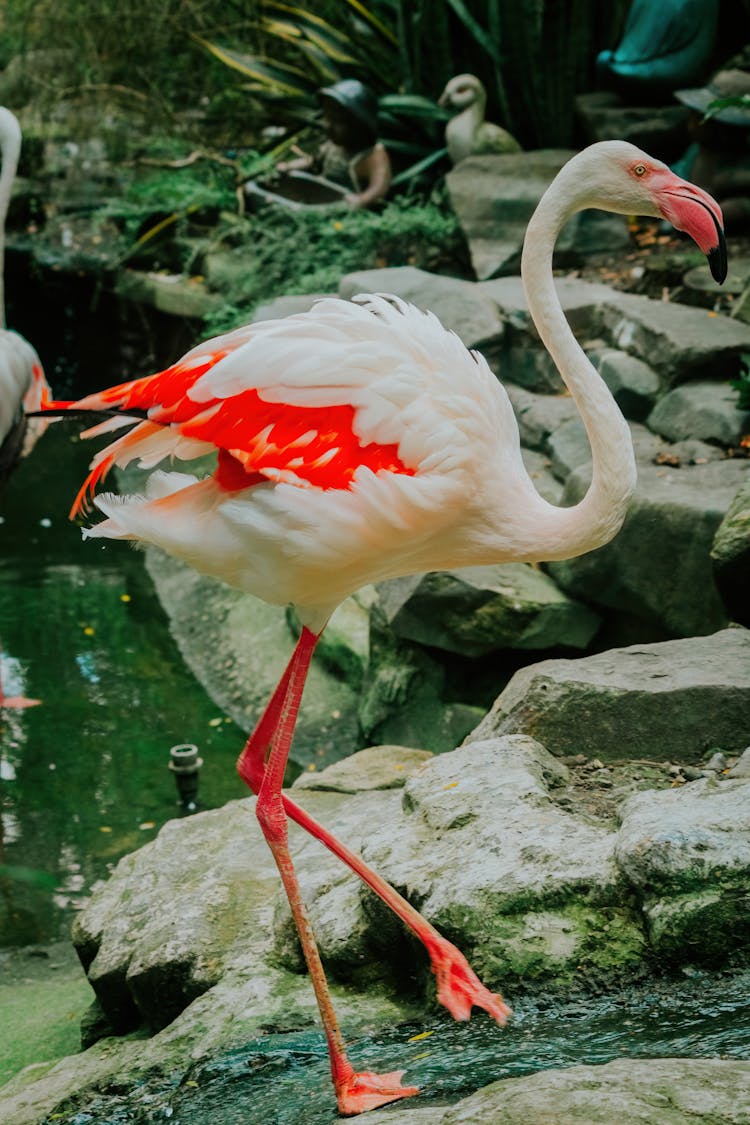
[276,79,392,210]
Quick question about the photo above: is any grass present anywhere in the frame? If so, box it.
[0,968,94,1087]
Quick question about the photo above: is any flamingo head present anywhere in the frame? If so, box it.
[568,141,727,283]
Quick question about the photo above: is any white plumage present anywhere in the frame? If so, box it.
[0,106,49,467]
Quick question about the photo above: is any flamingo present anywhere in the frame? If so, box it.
[39,141,725,1116]
[438,74,521,164]
[0,107,49,469]
[0,106,49,710]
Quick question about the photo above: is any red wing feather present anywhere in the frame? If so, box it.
[186,390,413,490]
[58,344,414,509]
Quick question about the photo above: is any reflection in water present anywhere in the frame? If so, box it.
[0,424,247,945]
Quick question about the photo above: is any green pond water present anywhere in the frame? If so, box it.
[0,423,247,946]
[47,972,750,1123]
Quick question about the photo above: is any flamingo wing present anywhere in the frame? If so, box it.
[56,295,509,520]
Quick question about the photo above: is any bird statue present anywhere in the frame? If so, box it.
[0,106,49,477]
[438,73,521,164]
[39,141,726,1116]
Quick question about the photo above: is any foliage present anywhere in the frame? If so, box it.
[101,162,239,240]
[705,94,750,122]
[4,1,632,155]
[731,353,750,411]
[201,0,632,152]
[0,0,262,124]
[201,193,468,334]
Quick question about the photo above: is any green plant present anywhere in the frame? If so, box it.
[731,352,750,411]
[201,192,468,334]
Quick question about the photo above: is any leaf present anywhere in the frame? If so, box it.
[200,39,313,95]
[444,0,502,65]
[705,93,750,121]
[391,146,448,186]
[335,0,398,44]
[380,93,449,120]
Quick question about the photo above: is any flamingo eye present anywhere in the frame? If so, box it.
[633,163,647,177]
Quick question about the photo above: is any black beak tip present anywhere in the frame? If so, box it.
[708,230,728,285]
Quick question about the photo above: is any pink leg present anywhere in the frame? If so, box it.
[249,627,420,1116]
[236,630,511,1030]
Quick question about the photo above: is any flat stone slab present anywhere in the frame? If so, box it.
[445,151,628,280]
[115,269,220,319]
[437,1057,750,1125]
[292,744,433,792]
[473,628,750,764]
[603,292,750,384]
[648,381,750,446]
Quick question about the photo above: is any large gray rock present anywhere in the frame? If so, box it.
[437,1057,750,1125]
[712,478,750,626]
[445,151,571,280]
[521,446,564,503]
[292,744,433,792]
[250,292,332,321]
[480,274,619,333]
[277,737,643,991]
[549,456,750,637]
[615,777,750,961]
[471,628,750,764]
[576,89,690,151]
[647,381,750,446]
[115,268,220,319]
[445,151,629,280]
[375,565,600,656]
[601,292,750,385]
[72,800,269,1031]
[72,747,435,1035]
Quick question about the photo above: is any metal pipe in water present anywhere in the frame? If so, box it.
[168,743,203,812]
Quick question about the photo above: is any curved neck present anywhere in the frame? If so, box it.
[446,95,485,163]
[0,109,22,330]
[518,176,637,559]
[461,92,485,131]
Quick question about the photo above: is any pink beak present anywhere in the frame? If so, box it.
[654,172,727,283]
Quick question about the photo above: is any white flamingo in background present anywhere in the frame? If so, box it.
[438,73,521,163]
[0,106,48,710]
[0,107,49,472]
[41,141,725,1115]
